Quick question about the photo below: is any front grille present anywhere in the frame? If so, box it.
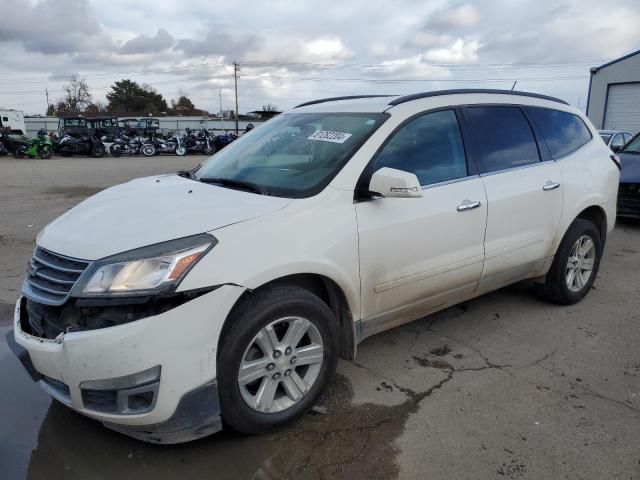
[24,247,90,305]
[618,183,639,200]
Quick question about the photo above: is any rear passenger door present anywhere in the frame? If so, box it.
[462,106,563,291]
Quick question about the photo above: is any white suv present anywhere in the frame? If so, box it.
[8,89,619,443]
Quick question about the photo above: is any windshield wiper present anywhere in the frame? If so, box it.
[178,170,194,179]
[198,176,264,194]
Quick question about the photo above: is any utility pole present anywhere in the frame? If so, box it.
[233,61,240,134]
[219,90,224,132]
[45,88,50,114]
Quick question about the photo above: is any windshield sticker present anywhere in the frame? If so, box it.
[307,130,353,144]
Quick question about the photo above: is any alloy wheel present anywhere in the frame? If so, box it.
[566,235,596,292]
[238,316,324,413]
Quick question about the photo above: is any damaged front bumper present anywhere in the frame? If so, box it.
[8,284,244,443]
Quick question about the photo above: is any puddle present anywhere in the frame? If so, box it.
[0,329,426,480]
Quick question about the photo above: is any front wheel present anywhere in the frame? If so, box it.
[39,147,52,159]
[90,145,105,158]
[537,219,602,305]
[175,146,187,156]
[110,145,122,157]
[217,284,339,434]
[203,144,216,155]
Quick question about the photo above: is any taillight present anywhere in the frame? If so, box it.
[610,154,621,171]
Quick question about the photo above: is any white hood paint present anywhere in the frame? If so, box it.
[37,174,290,260]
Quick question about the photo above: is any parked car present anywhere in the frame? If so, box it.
[598,129,632,152]
[615,133,640,218]
[7,89,619,444]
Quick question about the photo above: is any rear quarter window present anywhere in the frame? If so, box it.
[525,107,592,158]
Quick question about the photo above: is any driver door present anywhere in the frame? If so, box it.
[356,109,487,338]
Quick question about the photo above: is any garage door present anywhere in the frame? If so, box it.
[603,83,640,134]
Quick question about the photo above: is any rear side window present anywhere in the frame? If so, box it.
[525,107,592,158]
[373,109,467,186]
[464,106,540,174]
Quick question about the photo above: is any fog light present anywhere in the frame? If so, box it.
[80,366,161,415]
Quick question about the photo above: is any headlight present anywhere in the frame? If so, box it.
[74,234,216,297]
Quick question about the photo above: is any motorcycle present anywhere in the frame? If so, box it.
[107,135,156,157]
[151,132,186,156]
[0,130,9,156]
[212,130,238,150]
[184,128,216,155]
[56,134,105,158]
[11,129,53,159]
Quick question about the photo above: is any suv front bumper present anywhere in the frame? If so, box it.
[8,285,244,443]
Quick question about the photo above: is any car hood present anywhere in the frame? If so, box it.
[619,153,640,183]
[37,174,291,260]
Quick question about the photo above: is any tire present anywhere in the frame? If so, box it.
[203,144,216,155]
[110,145,122,157]
[90,145,105,158]
[39,147,52,159]
[537,219,602,305]
[175,146,187,156]
[141,145,156,157]
[13,147,25,159]
[218,284,339,434]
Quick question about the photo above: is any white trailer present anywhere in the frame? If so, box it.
[0,109,26,135]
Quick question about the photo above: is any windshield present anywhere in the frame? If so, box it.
[621,134,640,154]
[194,112,388,198]
[599,134,612,143]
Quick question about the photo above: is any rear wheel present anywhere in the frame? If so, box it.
[203,144,216,155]
[141,144,156,157]
[538,219,602,305]
[13,146,25,159]
[218,284,338,434]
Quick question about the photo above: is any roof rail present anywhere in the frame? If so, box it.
[388,89,569,106]
[294,95,394,108]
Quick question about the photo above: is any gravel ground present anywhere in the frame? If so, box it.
[1,155,639,480]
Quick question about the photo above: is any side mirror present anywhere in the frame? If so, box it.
[368,167,423,198]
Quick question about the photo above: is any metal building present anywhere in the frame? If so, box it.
[587,49,640,134]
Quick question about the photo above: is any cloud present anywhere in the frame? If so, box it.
[120,28,174,54]
[422,38,481,64]
[0,0,115,55]
[424,3,479,31]
[176,30,261,57]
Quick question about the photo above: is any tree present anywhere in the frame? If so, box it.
[262,103,279,112]
[49,74,92,115]
[84,102,107,114]
[106,79,168,115]
[169,95,196,114]
[56,74,92,114]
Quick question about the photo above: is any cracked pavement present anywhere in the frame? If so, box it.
[1,156,639,479]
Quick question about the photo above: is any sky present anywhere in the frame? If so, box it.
[1,0,640,116]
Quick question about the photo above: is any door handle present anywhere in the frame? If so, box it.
[457,200,481,212]
[543,181,561,191]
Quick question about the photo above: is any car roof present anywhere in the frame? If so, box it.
[291,89,569,114]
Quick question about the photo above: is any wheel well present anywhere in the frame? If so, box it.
[576,205,607,245]
[226,274,356,360]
